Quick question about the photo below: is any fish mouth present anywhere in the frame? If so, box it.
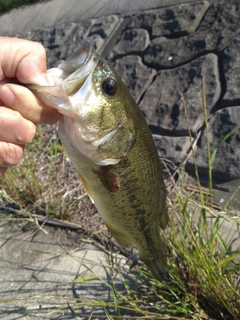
[59,41,96,77]
[26,41,99,116]
[60,41,98,96]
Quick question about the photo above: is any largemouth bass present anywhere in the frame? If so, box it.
[28,42,169,280]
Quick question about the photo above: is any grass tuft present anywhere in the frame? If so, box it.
[0,125,86,220]
[0,84,239,319]
[0,0,49,14]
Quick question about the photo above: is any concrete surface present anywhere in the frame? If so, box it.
[0,0,202,36]
[0,219,136,319]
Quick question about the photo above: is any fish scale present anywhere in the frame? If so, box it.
[27,41,169,281]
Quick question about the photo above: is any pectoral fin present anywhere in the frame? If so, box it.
[94,166,120,192]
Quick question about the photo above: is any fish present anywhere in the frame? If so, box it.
[27,41,169,281]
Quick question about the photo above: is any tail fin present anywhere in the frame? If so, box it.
[142,252,168,281]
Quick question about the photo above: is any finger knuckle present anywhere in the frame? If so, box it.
[15,113,36,144]
[32,41,46,59]
[0,142,24,166]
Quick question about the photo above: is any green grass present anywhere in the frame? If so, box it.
[0,0,48,14]
[0,125,85,220]
[0,86,239,319]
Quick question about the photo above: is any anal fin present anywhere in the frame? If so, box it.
[105,222,133,247]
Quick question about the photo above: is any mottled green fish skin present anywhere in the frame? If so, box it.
[28,43,169,281]
[58,78,168,281]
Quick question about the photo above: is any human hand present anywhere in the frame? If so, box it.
[0,37,61,177]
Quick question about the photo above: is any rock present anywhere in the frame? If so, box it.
[139,53,221,135]
[26,20,95,67]
[88,15,123,55]
[22,15,122,68]
[198,0,240,51]
[110,28,150,55]
[187,106,240,181]
[89,15,121,39]
[127,1,210,36]
[113,55,157,103]
[87,34,105,52]
[213,178,240,210]
[153,135,191,164]
[143,34,207,68]
[143,0,240,68]
[222,35,240,105]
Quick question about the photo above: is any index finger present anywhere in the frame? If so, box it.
[0,84,61,124]
[0,36,47,85]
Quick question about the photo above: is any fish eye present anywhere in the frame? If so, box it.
[102,78,117,96]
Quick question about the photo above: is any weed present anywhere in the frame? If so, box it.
[0,84,239,319]
[0,0,49,14]
[0,125,86,220]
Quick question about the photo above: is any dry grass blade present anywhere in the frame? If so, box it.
[0,83,239,319]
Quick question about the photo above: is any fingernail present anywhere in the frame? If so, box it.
[33,73,55,86]
[41,73,56,85]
